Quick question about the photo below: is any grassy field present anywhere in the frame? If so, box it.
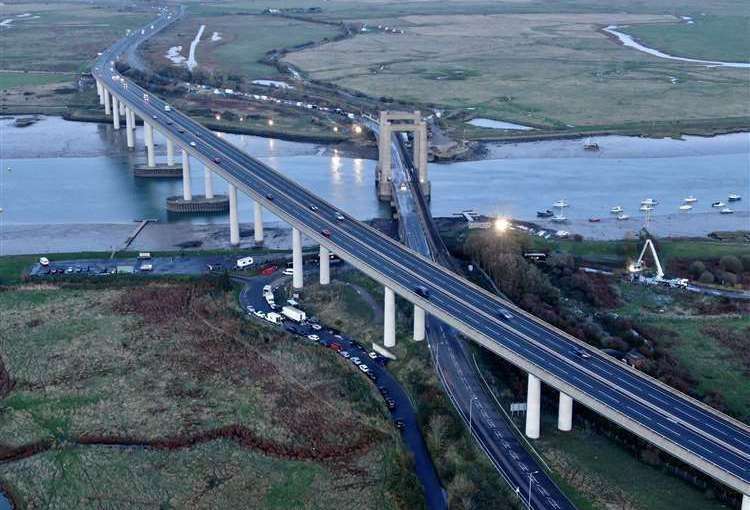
[534,420,728,510]
[142,12,341,81]
[0,72,74,90]
[616,284,750,421]
[0,2,151,73]
[625,15,750,63]
[0,281,414,508]
[272,0,749,133]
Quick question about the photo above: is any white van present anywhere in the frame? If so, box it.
[138,252,151,260]
[236,256,254,269]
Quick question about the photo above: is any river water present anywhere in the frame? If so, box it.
[0,116,748,245]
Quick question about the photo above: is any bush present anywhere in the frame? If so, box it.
[719,255,743,274]
[688,261,706,278]
[698,271,715,284]
[741,254,750,272]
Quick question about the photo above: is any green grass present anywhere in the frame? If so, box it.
[531,237,750,269]
[0,72,73,89]
[625,15,750,63]
[536,422,728,510]
[632,313,750,421]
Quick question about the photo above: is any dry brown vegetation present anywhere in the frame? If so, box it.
[0,281,410,509]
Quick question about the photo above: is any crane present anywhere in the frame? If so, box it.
[628,238,688,288]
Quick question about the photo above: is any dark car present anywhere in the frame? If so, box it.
[394,419,405,430]
[385,399,396,410]
[414,285,430,298]
[309,204,319,211]
[213,157,221,164]
[320,229,331,238]
[178,127,185,133]
[265,193,274,201]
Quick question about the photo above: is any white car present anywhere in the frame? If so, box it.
[253,310,266,319]
[351,357,361,365]
[39,257,50,267]
[189,141,197,147]
[246,305,255,313]
[282,268,294,276]
[164,104,171,112]
[307,334,319,341]
[310,323,322,331]
[368,351,378,360]
[236,256,254,269]
[359,364,369,373]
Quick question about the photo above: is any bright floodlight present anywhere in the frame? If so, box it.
[353,124,362,134]
[268,119,274,126]
[494,217,510,233]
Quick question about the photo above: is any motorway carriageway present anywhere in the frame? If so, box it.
[96,11,749,494]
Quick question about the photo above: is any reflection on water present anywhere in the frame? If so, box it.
[0,116,747,228]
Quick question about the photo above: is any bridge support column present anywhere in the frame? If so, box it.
[144,122,155,168]
[558,392,573,432]
[741,494,749,510]
[253,202,263,244]
[166,138,175,166]
[292,228,303,289]
[96,80,104,105]
[417,121,429,196]
[112,96,120,130]
[228,183,239,246]
[377,112,392,201]
[119,100,125,116]
[181,150,192,201]
[525,374,541,439]
[384,287,396,348]
[319,246,330,285]
[125,107,134,149]
[203,166,214,199]
[413,305,425,341]
[103,88,111,115]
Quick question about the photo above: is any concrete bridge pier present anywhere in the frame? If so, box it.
[413,305,425,341]
[525,373,541,439]
[103,88,111,116]
[125,107,134,149]
[253,202,264,244]
[742,494,749,510]
[384,287,396,347]
[181,150,192,201]
[558,393,573,432]
[292,228,303,289]
[166,138,175,166]
[319,246,330,285]
[228,183,240,246]
[204,166,214,199]
[119,100,126,116]
[144,121,155,167]
[96,80,104,105]
[112,96,120,130]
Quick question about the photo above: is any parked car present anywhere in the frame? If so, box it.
[307,334,320,341]
[282,268,294,276]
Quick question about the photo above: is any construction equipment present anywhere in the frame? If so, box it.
[628,239,688,288]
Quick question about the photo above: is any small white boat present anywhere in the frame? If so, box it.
[711,201,725,208]
[679,204,693,211]
[728,193,742,201]
[610,206,624,214]
[639,205,653,212]
[551,215,568,223]
[641,198,658,206]
[720,207,734,215]
[683,196,697,203]
[616,214,630,221]
[583,138,599,151]
[553,199,569,208]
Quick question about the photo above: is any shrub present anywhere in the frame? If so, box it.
[719,255,743,274]
[698,271,715,284]
[741,254,750,272]
[688,260,706,278]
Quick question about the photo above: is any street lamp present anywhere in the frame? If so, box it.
[527,470,539,509]
[268,118,274,126]
[494,216,510,233]
[353,124,362,134]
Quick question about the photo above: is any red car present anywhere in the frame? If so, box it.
[259,265,278,276]
[329,343,342,352]
[321,229,331,238]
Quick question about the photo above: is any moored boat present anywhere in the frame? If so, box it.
[610,205,623,214]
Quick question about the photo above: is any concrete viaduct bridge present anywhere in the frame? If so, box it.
[94,9,749,509]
